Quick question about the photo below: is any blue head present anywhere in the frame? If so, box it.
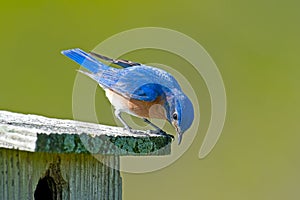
[165,90,194,144]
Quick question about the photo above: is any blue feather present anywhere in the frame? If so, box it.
[62,48,194,143]
[89,51,141,68]
[62,49,181,103]
[61,48,110,73]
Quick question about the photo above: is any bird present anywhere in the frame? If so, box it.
[61,48,194,144]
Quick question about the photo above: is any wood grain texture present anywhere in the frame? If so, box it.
[0,110,171,155]
[0,149,121,200]
[0,110,172,199]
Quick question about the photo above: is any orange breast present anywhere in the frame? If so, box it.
[105,89,166,119]
[128,96,166,119]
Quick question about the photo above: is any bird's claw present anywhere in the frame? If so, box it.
[123,127,132,133]
[167,134,175,139]
[123,127,173,139]
[146,129,174,139]
[124,127,150,136]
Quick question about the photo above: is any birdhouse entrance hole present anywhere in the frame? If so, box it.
[34,156,66,200]
[34,175,57,200]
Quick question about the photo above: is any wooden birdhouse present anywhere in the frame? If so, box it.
[0,111,171,200]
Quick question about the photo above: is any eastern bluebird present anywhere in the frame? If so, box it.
[61,48,194,144]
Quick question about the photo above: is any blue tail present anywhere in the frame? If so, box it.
[61,48,110,73]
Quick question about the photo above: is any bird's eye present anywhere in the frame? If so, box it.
[172,112,178,120]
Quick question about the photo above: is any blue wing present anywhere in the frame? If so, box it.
[62,48,182,102]
[89,51,141,68]
[108,65,182,101]
[61,48,110,73]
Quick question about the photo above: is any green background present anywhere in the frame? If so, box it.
[1,0,299,199]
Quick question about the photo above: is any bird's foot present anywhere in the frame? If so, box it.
[122,126,173,138]
[146,129,174,139]
[123,127,150,136]
[123,126,132,133]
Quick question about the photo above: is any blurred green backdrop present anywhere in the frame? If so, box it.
[1,0,299,199]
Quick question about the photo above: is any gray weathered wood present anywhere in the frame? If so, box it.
[0,110,172,200]
[0,111,172,155]
[0,149,121,200]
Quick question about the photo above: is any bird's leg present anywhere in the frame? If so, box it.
[114,110,132,132]
[143,118,174,138]
[143,118,162,131]
[115,110,149,136]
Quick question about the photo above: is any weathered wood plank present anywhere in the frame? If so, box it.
[0,110,171,155]
[0,149,122,200]
[0,110,172,200]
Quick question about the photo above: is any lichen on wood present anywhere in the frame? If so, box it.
[0,110,172,155]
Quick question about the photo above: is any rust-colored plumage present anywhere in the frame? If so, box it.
[105,89,166,119]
